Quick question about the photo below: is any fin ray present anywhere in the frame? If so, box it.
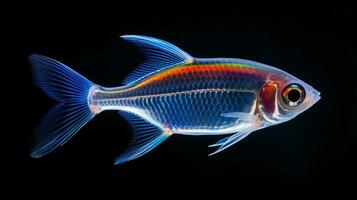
[120,35,193,85]
[32,103,95,157]
[115,110,170,164]
[208,128,256,156]
[221,112,257,122]
[30,54,96,158]
[209,113,259,154]
[208,136,231,148]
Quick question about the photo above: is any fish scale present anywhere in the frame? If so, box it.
[106,89,256,131]
[91,61,262,132]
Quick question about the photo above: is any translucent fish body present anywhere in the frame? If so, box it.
[90,59,269,135]
[29,35,320,164]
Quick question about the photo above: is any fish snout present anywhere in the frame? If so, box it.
[311,89,321,104]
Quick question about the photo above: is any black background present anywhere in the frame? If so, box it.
[5,3,356,195]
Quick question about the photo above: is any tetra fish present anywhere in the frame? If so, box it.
[30,35,320,164]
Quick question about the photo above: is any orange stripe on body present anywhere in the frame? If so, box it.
[107,63,259,94]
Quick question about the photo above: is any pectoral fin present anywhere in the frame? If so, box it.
[209,113,259,155]
[208,136,230,148]
[221,112,257,122]
[208,129,255,156]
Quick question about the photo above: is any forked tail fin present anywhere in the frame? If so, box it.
[30,54,97,158]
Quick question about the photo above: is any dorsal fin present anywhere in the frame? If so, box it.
[120,35,193,85]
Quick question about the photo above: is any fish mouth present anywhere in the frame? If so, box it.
[311,90,321,104]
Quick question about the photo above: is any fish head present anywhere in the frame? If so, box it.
[258,72,320,125]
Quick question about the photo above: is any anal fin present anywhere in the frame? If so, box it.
[115,111,170,164]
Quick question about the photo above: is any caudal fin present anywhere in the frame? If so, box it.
[30,54,97,158]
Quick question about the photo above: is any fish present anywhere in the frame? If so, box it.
[29,35,321,164]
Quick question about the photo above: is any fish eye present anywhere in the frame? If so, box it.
[282,83,305,107]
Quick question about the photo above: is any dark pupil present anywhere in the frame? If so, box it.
[288,89,301,102]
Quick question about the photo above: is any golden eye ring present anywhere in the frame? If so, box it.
[282,83,305,107]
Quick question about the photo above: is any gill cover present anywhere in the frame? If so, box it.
[259,82,278,123]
